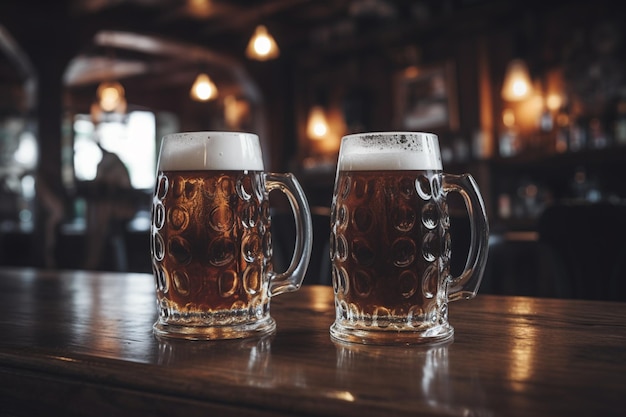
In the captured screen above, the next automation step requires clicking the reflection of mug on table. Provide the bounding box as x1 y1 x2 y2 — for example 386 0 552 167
334 340 492 416
158 336 273 378
334 340 450 398
330 132 489 345
151 132 312 340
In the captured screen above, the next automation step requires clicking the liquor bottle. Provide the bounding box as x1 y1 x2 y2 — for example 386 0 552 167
569 116 587 151
554 106 570 153
588 117 608 149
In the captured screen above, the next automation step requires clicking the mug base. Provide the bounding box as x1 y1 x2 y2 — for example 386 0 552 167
153 316 276 341
329 322 454 346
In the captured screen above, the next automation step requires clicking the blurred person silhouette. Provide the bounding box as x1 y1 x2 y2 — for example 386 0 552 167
84 139 136 271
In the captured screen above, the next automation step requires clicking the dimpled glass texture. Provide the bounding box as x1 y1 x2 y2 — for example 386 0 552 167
151 170 273 331
330 169 453 341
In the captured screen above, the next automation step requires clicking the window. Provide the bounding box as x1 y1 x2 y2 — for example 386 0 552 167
73 111 156 190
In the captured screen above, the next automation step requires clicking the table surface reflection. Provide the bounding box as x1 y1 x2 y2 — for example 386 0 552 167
0 267 625 417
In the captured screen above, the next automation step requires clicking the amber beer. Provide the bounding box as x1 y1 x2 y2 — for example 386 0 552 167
331 169 446 317
153 170 270 314
151 132 312 340
330 132 489 345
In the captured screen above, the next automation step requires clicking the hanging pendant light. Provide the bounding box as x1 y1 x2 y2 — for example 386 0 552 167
306 106 329 140
97 81 126 113
190 73 218 101
246 25 280 61
501 59 533 101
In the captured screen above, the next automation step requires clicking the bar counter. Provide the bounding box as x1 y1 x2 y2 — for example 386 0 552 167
0 267 624 416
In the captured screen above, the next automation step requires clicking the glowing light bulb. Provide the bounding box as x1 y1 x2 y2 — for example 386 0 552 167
307 106 329 140
254 36 272 56
246 25 280 61
501 59 533 101
97 81 125 112
190 73 217 101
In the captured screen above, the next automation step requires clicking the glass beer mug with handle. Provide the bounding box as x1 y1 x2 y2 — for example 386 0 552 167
151 132 313 340
329 132 489 345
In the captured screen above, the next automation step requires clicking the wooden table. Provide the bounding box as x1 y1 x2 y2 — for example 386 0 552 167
0 267 624 416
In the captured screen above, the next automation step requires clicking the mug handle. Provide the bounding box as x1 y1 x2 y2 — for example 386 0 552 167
264 173 313 296
442 173 489 302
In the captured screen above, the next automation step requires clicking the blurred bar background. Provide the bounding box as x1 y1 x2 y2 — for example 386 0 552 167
0 0 624 299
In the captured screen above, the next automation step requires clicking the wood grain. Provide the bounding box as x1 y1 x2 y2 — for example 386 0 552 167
0 267 624 416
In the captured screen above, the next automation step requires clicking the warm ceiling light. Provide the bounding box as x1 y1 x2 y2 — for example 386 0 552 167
190 73 218 101
97 81 126 112
187 0 212 18
546 94 562 112
501 59 533 101
306 106 329 140
246 25 280 61
502 108 516 128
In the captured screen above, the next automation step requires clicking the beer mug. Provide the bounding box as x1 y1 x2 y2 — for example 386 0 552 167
151 132 313 340
329 132 489 344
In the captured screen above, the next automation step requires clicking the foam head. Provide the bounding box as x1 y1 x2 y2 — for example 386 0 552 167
337 132 443 171
158 131 265 171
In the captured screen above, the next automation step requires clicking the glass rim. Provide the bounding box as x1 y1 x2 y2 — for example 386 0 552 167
341 131 438 142
162 131 259 142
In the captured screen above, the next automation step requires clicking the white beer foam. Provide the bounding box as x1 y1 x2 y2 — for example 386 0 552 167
158 131 264 171
338 132 443 170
